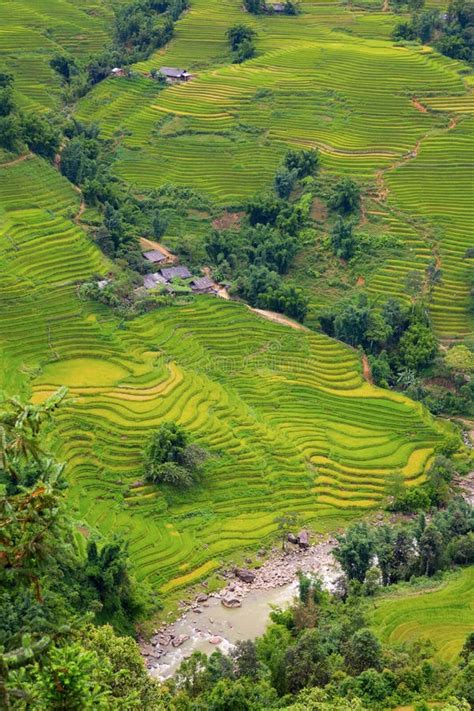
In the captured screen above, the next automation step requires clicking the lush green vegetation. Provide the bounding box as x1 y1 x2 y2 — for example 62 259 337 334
0 156 454 593
0 3 473 705
0 392 166 708
393 0 474 64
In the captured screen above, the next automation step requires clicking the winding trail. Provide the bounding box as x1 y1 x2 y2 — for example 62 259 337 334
74 200 85 223
248 306 310 332
0 152 32 168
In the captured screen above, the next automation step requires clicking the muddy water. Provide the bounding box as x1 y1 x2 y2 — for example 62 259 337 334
151 582 298 680
145 539 341 680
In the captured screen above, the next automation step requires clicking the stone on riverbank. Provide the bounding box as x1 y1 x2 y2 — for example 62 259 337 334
222 595 242 608
172 634 189 647
234 568 256 583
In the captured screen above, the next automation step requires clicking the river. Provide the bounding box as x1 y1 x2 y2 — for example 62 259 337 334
142 538 341 680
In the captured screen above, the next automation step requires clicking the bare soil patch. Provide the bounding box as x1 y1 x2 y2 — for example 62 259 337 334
361 353 374 384
310 197 328 222
212 211 244 230
411 97 428 113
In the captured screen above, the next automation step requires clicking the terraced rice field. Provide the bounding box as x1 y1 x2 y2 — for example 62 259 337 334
0 157 451 593
0 0 115 110
370 567 474 662
74 0 474 336
0 0 471 594
385 116 474 337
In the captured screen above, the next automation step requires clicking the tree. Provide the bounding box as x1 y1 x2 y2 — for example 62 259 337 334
283 629 331 693
151 210 169 239
0 80 15 117
460 632 474 667
0 387 68 489
231 640 260 679
85 540 145 634
334 522 376 582
14 642 109 710
0 114 24 153
344 628 382 675
274 167 298 198
50 54 77 82
82 624 161 707
274 512 298 550
419 524 444 575
330 178 361 214
233 39 256 63
398 322 438 372
226 24 256 63
284 149 319 178
331 218 357 260
226 24 256 51
381 297 410 342
243 0 265 13
143 422 207 488
21 114 61 160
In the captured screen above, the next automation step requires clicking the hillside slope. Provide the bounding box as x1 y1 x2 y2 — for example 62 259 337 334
0 156 450 592
74 0 473 336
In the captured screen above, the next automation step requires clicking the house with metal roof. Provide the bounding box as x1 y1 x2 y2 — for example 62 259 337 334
143 250 166 264
190 276 215 294
160 266 192 281
159 67 190 81
143 273 167 290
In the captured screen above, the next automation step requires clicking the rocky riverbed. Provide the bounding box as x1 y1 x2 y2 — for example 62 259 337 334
140 536 341 680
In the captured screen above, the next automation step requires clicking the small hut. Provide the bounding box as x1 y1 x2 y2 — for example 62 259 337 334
159 67 190 82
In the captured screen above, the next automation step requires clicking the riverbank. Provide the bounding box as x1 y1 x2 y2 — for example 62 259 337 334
140 536 341 679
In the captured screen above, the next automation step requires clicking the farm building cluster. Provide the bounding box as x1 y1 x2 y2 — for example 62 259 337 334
140 247 217 294
142 266 216 295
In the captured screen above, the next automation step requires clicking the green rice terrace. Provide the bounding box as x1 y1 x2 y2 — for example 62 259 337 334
0 155 452 593
370 566 474 662
0 0 472 601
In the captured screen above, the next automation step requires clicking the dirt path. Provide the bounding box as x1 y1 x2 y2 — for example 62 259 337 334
373 101 461 205
139 237 177 262
74 200 85 223
361 353 374 384
411 97 428 113
248 307 310 332
0 152 32 168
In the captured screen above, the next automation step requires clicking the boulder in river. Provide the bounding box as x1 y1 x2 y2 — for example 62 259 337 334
234 568 256 583
209 636 222 645
221 595 242 608
196 593 209 603
172 634 189 647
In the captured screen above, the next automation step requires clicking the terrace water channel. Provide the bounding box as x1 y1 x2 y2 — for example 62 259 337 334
143 539 340 680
